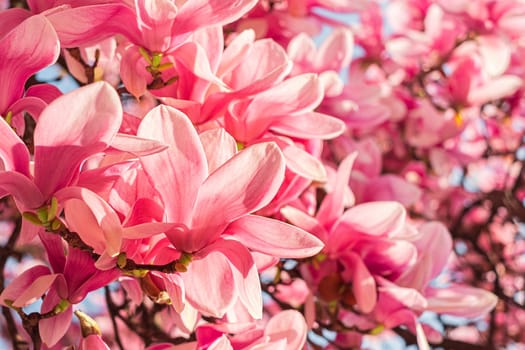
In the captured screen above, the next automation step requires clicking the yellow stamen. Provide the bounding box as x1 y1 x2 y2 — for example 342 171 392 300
22 212 42 226
5 111 13 126
454 110 463 127
138 47 152 65
151 52 163 68
369 324 385 335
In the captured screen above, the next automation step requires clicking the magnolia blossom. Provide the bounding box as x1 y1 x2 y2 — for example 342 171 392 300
0 0 517 349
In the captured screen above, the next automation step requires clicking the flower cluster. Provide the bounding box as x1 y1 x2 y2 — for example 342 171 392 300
0 0 523 349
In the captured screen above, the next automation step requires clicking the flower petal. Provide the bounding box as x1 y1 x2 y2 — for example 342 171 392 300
188 143 285 251
264 310 308 350
0 171 44 209
332 201 406 240
0 265 51 307
182 248 236 318
270 112 346 140
0 14 59 114
34 81 123 198
46 4 141 47
425 285 498 318
138 105 208 224
199 128 238 173
227 215 323 258
175 0 257 35
59 187 123 257
40 289 73 347
340 252 377 313
0 117 30 176
316 153 356 227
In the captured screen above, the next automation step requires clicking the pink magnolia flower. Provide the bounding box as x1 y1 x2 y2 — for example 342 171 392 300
135 105 323 317
63 37 121 86
282 154 497 346
117 0 258 97
0 12 59 123
287 27 354 97
57 186 177 265
319 66 400 130
0 234 120 347
330 137 422 206
0 82 122 244
233 0 367 45
158 29 293 124
194 309 308 350
386 4 461 72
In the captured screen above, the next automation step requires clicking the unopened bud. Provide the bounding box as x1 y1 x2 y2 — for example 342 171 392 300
75 310 101 337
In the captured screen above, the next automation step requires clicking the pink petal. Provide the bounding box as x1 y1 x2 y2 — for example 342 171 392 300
0 265 51 307
173 42 222 84
46 4 141 47
25 83 62 105
425 285 498 318
245 74 323 122
34 82 123 199
160 272 185 313
264 310 308 350
135 0 178 52
468 75 522 105
396 222 452 290
193 26 223 75
0 14 59 114
0 8 31 39
40 289 73 347
378 278 428 311
332 202 406 240
79 334 111 350
0 117 30 176
208 335 233 350
281 143 327 182
109 133 169 157
138 105 208 224
280 205 328 242
120 45 149 99
287 33 316 65
214 239 262 319
189 143 285 252
0 171 44 209
316 28 354 71
217 29 255 78
448 59 475 104
175 0 258 35
39 232 66 274
270 111 345 140
182 248 236 317
8 96 47 121
199 128 238 173
222 39 291 93
319 71 344 97
316 153 356 228
227 215 324 258
201 40 291 121
340 252 377 313
362 240 418 280
12 274 63 308
476 34 511 76
362 174 422 207
64 247 120 303
121 222 177 239
60 187 123 257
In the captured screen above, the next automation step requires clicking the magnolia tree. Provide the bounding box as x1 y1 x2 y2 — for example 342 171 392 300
0 0 524 349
